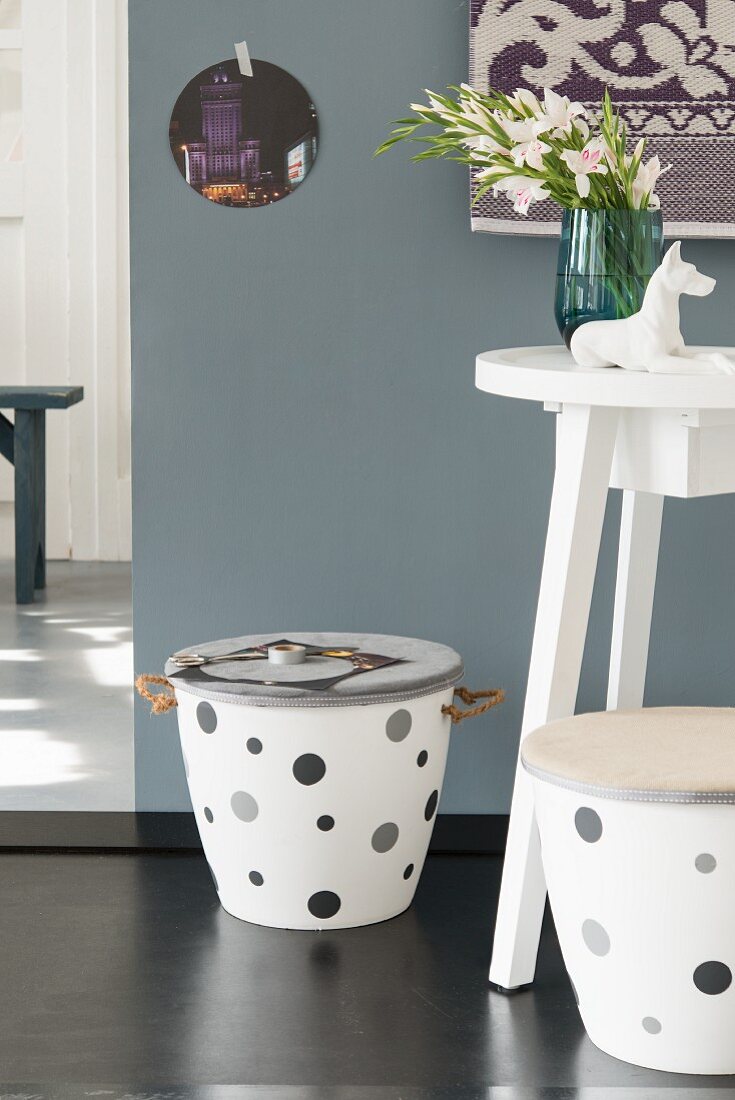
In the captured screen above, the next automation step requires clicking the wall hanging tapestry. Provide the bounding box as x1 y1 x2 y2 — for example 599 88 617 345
469 0 735 237
169 59 318 208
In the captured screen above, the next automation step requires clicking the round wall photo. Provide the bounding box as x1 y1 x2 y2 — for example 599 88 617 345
169 59 318 208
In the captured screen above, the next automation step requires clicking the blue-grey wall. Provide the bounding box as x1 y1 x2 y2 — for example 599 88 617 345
130 0 735 812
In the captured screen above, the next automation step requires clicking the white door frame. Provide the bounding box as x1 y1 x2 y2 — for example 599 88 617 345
11 0 131 562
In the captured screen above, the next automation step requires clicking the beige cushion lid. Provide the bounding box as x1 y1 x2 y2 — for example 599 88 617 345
522 707 735 803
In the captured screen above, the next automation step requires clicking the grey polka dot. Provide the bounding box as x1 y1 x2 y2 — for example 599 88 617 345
231 790 259 822
642 1016 662 1034
372 822 399 853
247 737 262 755
196 701 217 734
293 753 326 785
694 960 732 995
249 871 264 886
307 890 341 919
696 853 717 874
403 863 414 880
575 807 602 843
417 750 428 768
386 709 412 742
582 919 610 957
424 789 439 821
203 806 213 823
317 815 334 831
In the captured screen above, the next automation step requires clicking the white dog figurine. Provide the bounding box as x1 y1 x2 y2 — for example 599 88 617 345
570 241 735 375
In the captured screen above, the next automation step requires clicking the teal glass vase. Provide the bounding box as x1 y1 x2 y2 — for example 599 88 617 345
555 209 664 349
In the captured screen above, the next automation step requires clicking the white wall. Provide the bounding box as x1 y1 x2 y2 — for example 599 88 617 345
0 0 131 562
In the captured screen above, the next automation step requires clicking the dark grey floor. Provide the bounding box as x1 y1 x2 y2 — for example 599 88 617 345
1 852 734 1100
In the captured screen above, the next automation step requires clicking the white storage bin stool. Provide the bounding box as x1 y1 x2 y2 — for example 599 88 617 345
522 706 735 1075
139 632 502 931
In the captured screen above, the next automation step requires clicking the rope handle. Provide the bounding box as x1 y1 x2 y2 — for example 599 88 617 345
442 685 505 725
135 674 504 723
136 674 178 714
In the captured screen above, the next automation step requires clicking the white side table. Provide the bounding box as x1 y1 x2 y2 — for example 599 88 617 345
476 345 735 992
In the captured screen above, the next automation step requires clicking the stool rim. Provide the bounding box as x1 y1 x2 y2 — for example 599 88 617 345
521 706 735 802
522 759 735 804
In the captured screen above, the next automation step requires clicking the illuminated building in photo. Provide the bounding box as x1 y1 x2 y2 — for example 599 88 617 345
183 142 207 184
182 65 261 192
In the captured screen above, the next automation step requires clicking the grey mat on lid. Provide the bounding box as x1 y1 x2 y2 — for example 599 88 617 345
165 632 464 708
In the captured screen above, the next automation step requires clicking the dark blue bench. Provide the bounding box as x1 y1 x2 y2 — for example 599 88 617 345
0 386 84 603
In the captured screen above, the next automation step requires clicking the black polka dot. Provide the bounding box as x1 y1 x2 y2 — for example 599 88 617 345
575 807 603 843
403 863 414 880
249 871 264 886
204 806 213 823
317 815 334 831
293 753 326 785
417 750 428 768
694 961 732 995
247 737 262 755
196 701 217 734
308 890 341 919
386 709 412 742
372 822 399 852
424 789 439 821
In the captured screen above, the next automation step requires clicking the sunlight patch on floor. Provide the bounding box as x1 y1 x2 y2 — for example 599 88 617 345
0 698 41 711
69 624 130 644
0 648 41 661
43 617 99 625
0 561 134 809
83 641 134 689
0 728 91 786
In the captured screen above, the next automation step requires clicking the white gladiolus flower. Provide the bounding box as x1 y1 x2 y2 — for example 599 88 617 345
493 175 550 214
632 154 670 209
495 112 537 144
561 139 608 198
533 88 587 136
573 116 590 141
511 139 551 171
382 81 675 222
464 133 506 155
630 138 646 164
461 100 494 128
507 88 542 116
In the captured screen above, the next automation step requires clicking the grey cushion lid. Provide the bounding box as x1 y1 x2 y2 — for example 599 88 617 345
522 707 735 804
165 632 464 708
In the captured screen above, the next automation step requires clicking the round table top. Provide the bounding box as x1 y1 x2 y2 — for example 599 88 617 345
476 346 735 410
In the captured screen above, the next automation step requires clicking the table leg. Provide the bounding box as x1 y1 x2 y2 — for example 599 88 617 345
489 403 619 991
33 410 46 590
14 409 45 604
607 490 663 711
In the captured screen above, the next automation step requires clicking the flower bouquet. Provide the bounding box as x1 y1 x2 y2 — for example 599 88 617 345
377 86 668 344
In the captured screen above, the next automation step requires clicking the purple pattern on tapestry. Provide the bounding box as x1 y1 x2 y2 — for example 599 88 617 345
469 0 735 235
